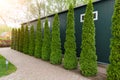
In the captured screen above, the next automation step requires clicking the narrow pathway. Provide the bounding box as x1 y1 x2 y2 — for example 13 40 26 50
0 48 89 80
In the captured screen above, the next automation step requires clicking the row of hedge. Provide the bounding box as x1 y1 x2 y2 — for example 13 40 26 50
11 1 97 77
11 0 119 79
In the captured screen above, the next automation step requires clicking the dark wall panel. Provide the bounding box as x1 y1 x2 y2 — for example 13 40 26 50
28 0 114 63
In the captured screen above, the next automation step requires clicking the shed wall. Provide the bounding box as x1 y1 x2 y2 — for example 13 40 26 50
22 0 115 63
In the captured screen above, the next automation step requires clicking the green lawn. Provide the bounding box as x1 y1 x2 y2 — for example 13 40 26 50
0 55 16 77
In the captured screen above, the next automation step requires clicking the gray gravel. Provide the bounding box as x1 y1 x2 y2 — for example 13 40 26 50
0 48 90 80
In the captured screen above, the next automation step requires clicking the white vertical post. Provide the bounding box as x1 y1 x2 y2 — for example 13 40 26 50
6 59 9 70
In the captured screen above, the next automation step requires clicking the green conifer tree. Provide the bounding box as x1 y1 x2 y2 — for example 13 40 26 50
14 28 17 50
42 19 51 61
29 26 35 56
11 28 14 49
19 26 24 52
107 0 120 79
63 4 77 70
19 28 22 51
13 28 16 49
34 19 42 58
23 26 29 54
16 29 19 51
13 28 16 50
17 28 20 51
50 14 62 64
79 0 97 76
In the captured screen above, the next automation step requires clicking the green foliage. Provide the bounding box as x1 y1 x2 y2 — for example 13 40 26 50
34 19 42 58
17 28 20 51
50 14 62 64
13 28 16 49
19 26 24 52
42 19 51 61
63 4 77 70
16 29 19 50
107 0 120 79
79 0 97 76
13 28 15 50
14 28 17 50
19 28 21 51
29 26 35 56
11 28 14 49
15 29 20 51
23 26 29 54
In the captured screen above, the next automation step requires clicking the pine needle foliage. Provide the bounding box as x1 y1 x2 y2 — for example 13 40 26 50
13 28 16 49
19 26 24 52
63 4 77 70
17 28 20 51
11 28 14 49
16 29 19 51
14 28 17 50
23 26 29 54
50 14 62 64
79 0 97 76
107 0 120 79
42 18 51 61
19 28 21 51
29 26 35 56
34 18 42 58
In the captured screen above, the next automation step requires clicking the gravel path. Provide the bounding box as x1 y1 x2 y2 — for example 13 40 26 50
0 48 90 80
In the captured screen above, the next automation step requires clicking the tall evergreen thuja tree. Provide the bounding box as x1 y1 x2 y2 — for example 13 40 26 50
107 0 120 79
29 26 35 56
11 28 14 49
23 26 29 54
34 18 42 58
63 4 77 70
13 28 16 49
13 28 15 49
14 28 17 50
17 28 20 51
19 27 22 51
13 28 16 50
42 18 51 61
79 0 97 76
16 29 19 51
50 14 62 64
19 26 24 52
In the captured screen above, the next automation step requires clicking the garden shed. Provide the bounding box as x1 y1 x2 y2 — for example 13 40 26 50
21 0 115 63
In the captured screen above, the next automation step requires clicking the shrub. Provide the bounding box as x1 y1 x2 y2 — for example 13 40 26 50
17 28 20 51
42 18 51 61
79 0 97 76
107 0 120 79
11 28 14 49
63 4 77 70
14 28 17 50
19 26 24 52
34 18 42 58
29 26 35 56
16 29 19 51
23 26 29 54
13 28 16 49
50 14 62 64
